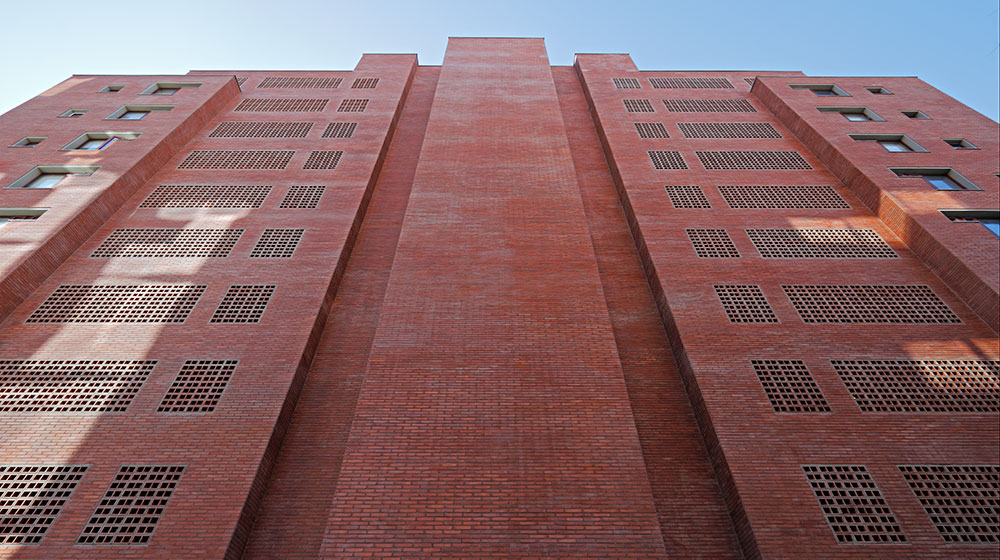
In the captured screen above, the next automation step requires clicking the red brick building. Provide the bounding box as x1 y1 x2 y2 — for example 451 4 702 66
0 37 996 559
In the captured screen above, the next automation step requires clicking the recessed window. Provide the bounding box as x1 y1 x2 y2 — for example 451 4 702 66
790 84 850 97
940 209 1000 237
58 108 88 118
139 82 201 95
891 167 981 191
818 106 884 122
61 132 140 151
6 166 99 189
106 105 174 120
902 110 931 119
0 208 47 226
850 134 926 153
943 138 978 150
98 85 124 93
866 86 892 95
27 174 68 189
10 136 46 148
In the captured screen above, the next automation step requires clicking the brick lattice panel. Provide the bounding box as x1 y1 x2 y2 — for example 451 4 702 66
279 185 326 208
678 122 781 139
898 465 999 543
322 122 357 138
208 122 313 138
157 360 238 413
27 285 205 323
832 360 999 413
649 77 734 89
337 99 369 112
0 360 155 413
696 150 812 170
250 229 305 258
178 150 294 170
634 122 669 138
613 77 642 89
783 285 961 324
91 228 243 258
256 77 341 89
802 465 907 544
663 99 756 113
234 98 328 112
714 285 779 323
719 185 849 209
751 360 831 413
210 285 275 323
77 465 185 545
744 77 756 86
0 465 88 544
664 185 711 208
351 77 380 89
623 99 655 113
687 228 740 258
139 185 271 208
746 229 897 259
647 150 688 169
303 150 344 170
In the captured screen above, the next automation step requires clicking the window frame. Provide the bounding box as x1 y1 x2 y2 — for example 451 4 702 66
891 167 982 191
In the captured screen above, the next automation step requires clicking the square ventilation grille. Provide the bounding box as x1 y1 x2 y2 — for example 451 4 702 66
650 77 734 89
322 122 357 138
234 98 328 112
831 359 999 413
279 185 326 208
751 360 831 413
802 465 907 544
623 99 655 113
0 360 155 413
303 150 343 170
678 122 781 139
257 77 341 89
208 122 313 138
714 285 779 323
77 465 184 545
613 77 642 89
664 185 711 208
250 229 304 258
663 99 756 112
687 229 740 258
634 122 669 138
210 285 275 323
648 150 688 169
746 229 897 259
337 98 369 112
898 465 999 543
91 228 243 258
0 465 88 544
351 77 380 89
157 360 238 413
783 285 960 324
719 185 849 209
178 150 294 170
140 185 271 209
696 151 812 170
27 285 205 323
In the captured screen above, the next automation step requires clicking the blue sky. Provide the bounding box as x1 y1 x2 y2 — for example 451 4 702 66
2 0 998 120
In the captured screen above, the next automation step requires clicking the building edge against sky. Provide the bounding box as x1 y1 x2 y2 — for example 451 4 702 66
0 37 996 559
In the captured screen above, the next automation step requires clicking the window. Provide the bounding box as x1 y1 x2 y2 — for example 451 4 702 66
98 85 124 93
866 86 892 94
106 105 173 120
850 134 926 153
891 167 981 191
62 132 140 151
58 109 88 118
0 208 46 226
120 111 147 120
943 138 978 150
6 166 99 189
940 209 1000 237
139 82 201 95
817 106 884 121
902 110 931 119
26 174 67 189
153 87 179 95
790 84 849 96
10 136 45 148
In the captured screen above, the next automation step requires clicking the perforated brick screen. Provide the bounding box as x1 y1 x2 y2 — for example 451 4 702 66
210 285 275 323
0 465 88 544
337 98 369 112
664 185 711 208
650 77 734 89
140 185 271 208
351 77 380 89
257 77 341 89
77 465 184 545
279 185 326 208
719 185 849 209
898 465 999 543
0 360 155 413
235 77 248 87
157 360 238 413
696 150 812 170
250 229 304 258
687 229 740 258
751 360 831 413
715 285 779 323
744 77 756 87
783 285 960 324
613 77 641 89
648 150 688 169
303 150 343 170
623 99 655 113
91 229 243 258
322 122 357 138
28 285 204 323
832 360 999 413
803 465 906 543
208 122 313 138
634 122 669 138
663 99 756 112
178 150 293 170
678 122 781 139
746 229 897 259
234 98 328 112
